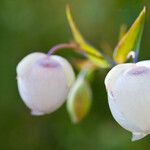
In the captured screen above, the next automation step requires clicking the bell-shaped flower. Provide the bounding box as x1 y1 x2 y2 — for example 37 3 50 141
105 60 150 141
16 52 75 116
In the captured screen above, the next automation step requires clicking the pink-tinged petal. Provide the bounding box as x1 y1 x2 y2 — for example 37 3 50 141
105 63 134 90
105 62 150 141
51 56 75 88
16 53 75 115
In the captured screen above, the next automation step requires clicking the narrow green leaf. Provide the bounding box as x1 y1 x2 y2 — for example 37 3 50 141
113 7 146 64
67 70 92 123
118 24 128 41
66 5 110 68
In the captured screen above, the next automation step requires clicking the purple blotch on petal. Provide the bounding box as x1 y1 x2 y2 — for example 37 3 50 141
110 90 114 98
127 66 149 76
37 58 60 68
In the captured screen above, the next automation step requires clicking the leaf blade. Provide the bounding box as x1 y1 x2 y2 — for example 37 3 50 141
66 5 110 68
113 7 146 64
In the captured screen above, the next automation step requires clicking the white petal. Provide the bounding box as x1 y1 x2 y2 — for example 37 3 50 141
16 52 46 77
108 94 141 133
51 55 75 87
31 110 45 116
112 65 150 131
137 60 150 68
17 53 75 115
105 62 150 141
105 63 134 90
132 132 147 141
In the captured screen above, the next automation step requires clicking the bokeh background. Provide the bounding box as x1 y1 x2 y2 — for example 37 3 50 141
1 0 150 149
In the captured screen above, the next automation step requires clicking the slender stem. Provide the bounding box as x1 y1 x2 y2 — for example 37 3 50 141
47 43 112 67
47 43 79 56
127 51 138 63
47 43 103 60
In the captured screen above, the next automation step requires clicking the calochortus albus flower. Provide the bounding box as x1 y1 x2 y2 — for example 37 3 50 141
105 60 150 141
16 52 75 116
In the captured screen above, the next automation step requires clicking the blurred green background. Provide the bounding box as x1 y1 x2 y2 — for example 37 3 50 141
1 0 150 149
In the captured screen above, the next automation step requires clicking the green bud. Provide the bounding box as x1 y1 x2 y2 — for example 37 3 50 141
67 70 92 123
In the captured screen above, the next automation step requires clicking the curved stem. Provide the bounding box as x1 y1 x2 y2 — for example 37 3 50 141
127 51 138 63
47 43 113 68
47 43 79 56
47 43 104 60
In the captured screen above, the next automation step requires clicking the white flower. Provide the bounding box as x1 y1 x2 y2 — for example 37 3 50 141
16 52 75 116
105 60 150 141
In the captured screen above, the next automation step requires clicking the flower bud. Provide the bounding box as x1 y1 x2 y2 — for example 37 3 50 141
105 61 150 141
67 71 92 123
16 52 75 116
